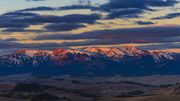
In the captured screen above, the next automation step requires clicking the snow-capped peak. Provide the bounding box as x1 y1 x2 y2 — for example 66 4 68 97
120 46 142 55
85 46 142 57
13 46 179 63
148 50 174 63
85 47 111 53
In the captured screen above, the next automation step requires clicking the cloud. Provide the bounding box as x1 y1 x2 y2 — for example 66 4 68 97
0 0 179 52
0 12 38 29
0 22 29 28
101 0 178 11
0 12 101 32
152 12 180 20
10 0 179 19
59 5 98 11
9 13 101 24
135 21 155 25
44 23 86 31
100 0 179 19
2 38 18 41
105 8 144 19
58 13 101 24
10 0 179 21
20 5 98 12
139 42 180 50
2 12 39 17
0 41 71 50
34 25 180 45
0 41 55 49
20 7 55 11
0 12 44 32
18 0 179 20
2 28 44 32
0 37 179 51
1 25 180 52
34 26 180 40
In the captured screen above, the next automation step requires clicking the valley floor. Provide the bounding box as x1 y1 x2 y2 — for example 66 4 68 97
0 74 180 101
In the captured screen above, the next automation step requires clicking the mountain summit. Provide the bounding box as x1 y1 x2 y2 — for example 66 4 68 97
0 46 180 76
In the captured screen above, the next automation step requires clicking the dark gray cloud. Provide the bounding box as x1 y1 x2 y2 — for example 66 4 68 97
2 28 28 32
139 42 180 50
34 26 180 41
2 28 44 33
33 26 180 47
0 0 179 53
2 12 39 17
0 12 101 32
13 14 101 24
100 0 179 19
20 7 54 11
0 41 67 50
135 21 155 25
44 23 86 31
59 5 98 11
0 12 37 29
19 0 179 20
0 41 52 49
0 37 179 52
0 12 39 30
2 38 18 41
20 5 98 12
152 12 180 20
101 0 178 11
1 25 180 54
0 22 29 28
105 8 144 19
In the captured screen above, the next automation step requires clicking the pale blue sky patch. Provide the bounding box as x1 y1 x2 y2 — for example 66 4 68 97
0 0 107 14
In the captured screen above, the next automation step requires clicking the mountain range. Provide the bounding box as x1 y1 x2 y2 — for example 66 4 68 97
0 46 180 76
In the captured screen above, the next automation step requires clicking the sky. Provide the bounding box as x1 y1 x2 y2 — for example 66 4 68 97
0 0 180 55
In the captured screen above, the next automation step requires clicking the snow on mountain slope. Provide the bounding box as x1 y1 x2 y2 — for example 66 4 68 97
0 46 180 76
0 46 179 67
85 46 142 59
147 50 174 63
13 46 179 62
